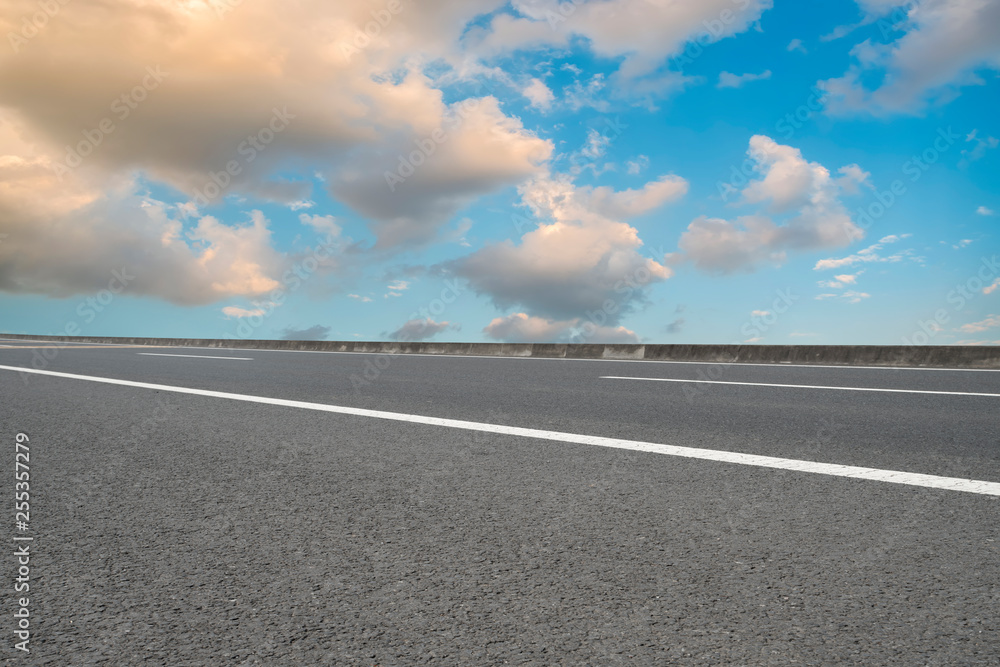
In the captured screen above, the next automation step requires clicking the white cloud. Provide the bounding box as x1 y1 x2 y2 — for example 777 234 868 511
953 239 973 249
383 279 410 298
582 324 641 344
814 234 912 270
450 172 681 323
977 205 995 216
222 306 267 319
483 313 577 343
0 0 567 283
673 135 866 273
751 310 772 317
333 96 553 247
581 128 611 160
815 291 871 303
482 312 639 344
347 294 372 302
961 129 999 167
958 315 1000 333
563 74 611 112
581 175 689 219
522 78 555 110
821 0 1000 115
471 0 772 97
984 278 1000 295
818 272 862 289
0 133 290 304
626 155 649 175
836 164 872 194
787 38 807 54
299 213 340 237
717 70 772 89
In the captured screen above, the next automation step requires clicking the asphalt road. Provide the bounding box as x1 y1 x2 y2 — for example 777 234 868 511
1 339 998 664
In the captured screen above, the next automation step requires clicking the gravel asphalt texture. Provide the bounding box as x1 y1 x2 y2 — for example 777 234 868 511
1 341 998 664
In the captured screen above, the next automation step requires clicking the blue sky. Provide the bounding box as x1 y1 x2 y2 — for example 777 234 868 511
1 0 998 344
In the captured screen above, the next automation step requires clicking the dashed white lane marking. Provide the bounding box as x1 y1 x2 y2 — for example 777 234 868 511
3 364 999 497
600 376 1000 397
137 353 253 361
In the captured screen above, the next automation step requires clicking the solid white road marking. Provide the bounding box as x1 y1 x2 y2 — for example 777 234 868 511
3 364 1000 497
137 353 253 361
601 376 1000 397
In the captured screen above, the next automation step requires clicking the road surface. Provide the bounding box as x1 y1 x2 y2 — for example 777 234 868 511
1 339 998 664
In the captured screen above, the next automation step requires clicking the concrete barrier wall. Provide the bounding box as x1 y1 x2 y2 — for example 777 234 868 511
2 333 998 368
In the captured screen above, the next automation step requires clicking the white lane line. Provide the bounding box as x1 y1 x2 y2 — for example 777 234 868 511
601 376 1000 397
3 364 999 497
137 353 253 361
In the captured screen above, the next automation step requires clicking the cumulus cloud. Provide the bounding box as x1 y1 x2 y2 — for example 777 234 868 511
582 175 689 219
672 135 866 273
470 0 772 95
582 324 641 344
332 96 552 247
717 70 772 89
820 0 1000 115
449 172 682 323
0 131 287 305
388 317 458 341
0 0 564 295
280 325 332 341
482 312 639 343
483 313 577 342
